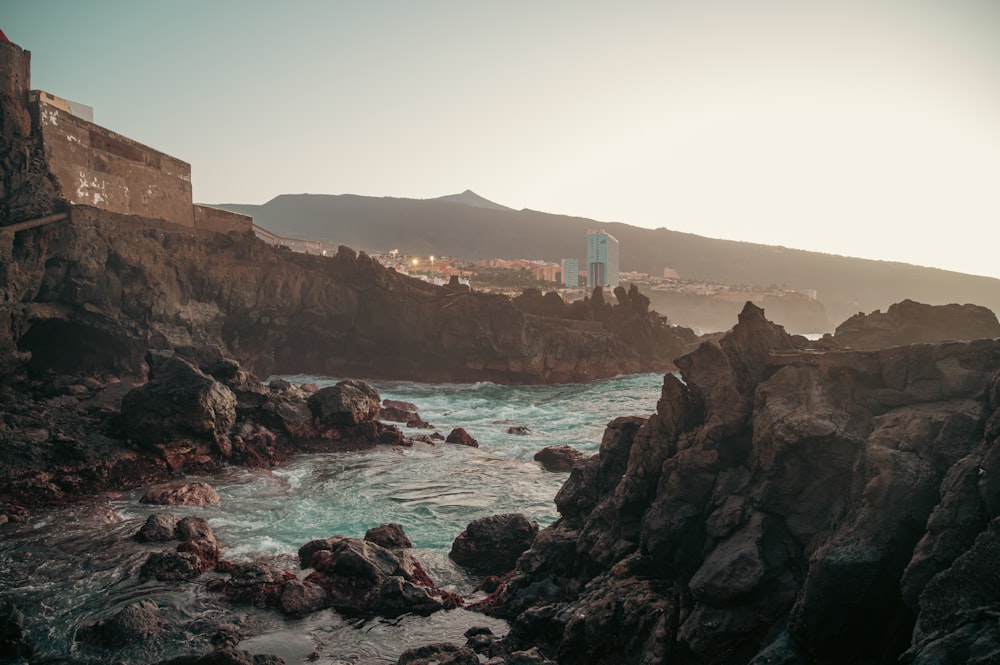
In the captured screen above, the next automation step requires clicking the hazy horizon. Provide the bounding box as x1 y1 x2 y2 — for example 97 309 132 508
5 1 1000 279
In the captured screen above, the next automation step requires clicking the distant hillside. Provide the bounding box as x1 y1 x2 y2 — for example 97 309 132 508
431 189 513 211
209 192 1000 325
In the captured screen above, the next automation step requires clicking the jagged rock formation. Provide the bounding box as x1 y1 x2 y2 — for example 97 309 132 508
1 207 699 385
0 60 61 223
488 302 1000 664
512 285 701 370
0 352 408 511
829 298 1000 350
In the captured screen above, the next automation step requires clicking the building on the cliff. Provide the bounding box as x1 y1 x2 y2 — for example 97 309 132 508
586 229 619 288
560 258 579 287
532 263 559 283
1 37 250 234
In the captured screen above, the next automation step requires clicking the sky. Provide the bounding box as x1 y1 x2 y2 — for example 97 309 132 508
4 1 1000 279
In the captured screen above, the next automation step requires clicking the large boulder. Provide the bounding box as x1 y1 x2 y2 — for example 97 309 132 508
307 380 381 427
300 537 444 617
222 562 296 607
121 357 237 449
445 427 479 448
76 600 161 648
135 513 181 541
380 399 433 429
450 513 539 575
365 522 413 549
230 536 444 619
533 445 587 472
277 580 329 616
139 551 205 582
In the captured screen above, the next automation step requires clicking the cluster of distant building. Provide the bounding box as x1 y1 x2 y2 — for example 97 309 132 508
559 229 620 289
369 228 622 291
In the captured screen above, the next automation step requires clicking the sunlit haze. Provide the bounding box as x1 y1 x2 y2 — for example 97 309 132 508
5 1 999 278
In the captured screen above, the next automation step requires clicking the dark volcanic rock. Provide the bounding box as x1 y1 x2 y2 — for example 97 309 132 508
140 482 221 506
450 513 539 575
76 600 161 648
308 380 381 427
484 302 1000 665
832 299 1000 349
277 580 329 616
365 522 413 549
533 445 587 472
380 398 433 428
135 513 181 541
232 536 445 619
222 562 295 608
121 357 237 451
396 643 479 665
140 551 205 582
445 427 479 448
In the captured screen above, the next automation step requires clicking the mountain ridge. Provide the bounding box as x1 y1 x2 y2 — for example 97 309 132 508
206 192 1000 324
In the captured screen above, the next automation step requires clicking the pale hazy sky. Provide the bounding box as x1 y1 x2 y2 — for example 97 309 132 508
5 1 1000 279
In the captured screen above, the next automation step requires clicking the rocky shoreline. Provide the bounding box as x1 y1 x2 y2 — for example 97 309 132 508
460 303 1000 664
3 301 1000 664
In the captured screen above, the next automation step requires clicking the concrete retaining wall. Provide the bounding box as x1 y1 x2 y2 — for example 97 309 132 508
30 96 194 227
193 204 252 233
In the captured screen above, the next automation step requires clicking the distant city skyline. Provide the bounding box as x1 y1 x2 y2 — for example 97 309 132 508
4 1 1000 280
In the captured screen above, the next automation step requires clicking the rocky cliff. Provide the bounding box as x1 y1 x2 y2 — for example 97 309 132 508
490 302 1000 664
1 206 699 384
830 299 1000 350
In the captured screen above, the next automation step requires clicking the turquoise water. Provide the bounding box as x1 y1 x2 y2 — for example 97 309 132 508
0 372 665 664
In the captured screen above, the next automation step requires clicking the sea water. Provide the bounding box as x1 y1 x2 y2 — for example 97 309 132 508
0 373 665 664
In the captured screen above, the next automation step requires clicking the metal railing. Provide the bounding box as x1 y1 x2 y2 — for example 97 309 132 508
0 211 69 233
252 223 340 256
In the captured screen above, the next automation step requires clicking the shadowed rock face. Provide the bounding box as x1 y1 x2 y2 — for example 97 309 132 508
493 302 1000 665
2 207 700 385
831 299 1000 350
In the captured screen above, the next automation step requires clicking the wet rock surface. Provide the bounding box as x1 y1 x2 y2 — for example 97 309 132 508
445 427 479 448
0 355 426 512
465 303 1000 664
450 514 539 576
76 600 162 648
308 380 381 427
532 445 587 472
380 398 434 429
213 529 456 621
365 522 414 549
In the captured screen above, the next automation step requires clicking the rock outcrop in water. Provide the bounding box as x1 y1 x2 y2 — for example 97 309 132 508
209 526 457 621
474 302 1000 664
450 514 540 576
0 351 409 511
